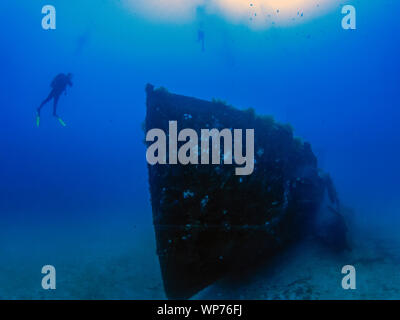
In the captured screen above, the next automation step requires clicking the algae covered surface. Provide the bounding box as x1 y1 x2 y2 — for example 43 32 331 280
145 85 345 299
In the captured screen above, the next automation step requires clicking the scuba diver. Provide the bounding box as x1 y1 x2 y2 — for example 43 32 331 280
36 73 73 127
323 173 340 211
197 29 205 52
319 172 350 252
196 7 206 52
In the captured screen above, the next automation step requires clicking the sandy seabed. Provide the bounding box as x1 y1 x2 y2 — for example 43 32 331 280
1 212 400 300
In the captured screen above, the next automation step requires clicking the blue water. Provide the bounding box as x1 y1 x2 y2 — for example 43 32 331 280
1 0 400 299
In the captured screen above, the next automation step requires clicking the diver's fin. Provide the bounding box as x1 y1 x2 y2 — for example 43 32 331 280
57 117 66 127
36 113 40 127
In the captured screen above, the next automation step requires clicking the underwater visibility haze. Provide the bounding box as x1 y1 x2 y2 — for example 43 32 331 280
1 0 400 299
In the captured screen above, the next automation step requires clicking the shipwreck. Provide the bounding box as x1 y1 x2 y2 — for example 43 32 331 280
144 84 347 299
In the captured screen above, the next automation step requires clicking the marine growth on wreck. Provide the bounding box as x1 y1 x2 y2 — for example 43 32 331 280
144 84 347 299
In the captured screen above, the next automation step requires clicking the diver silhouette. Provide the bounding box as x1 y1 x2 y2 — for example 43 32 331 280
323 173 340 210
36 73 73 127
197 29 205 52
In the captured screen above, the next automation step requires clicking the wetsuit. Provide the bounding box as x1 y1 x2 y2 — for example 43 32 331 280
198 30 205 52
38 73 73 117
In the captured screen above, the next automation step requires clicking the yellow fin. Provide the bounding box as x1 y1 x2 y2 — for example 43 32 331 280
58 117 66 127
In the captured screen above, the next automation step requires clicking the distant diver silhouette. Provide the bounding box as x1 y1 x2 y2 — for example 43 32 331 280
196 6 206 52
37 73 73 127
323 173 340 210
75 31 91 55
197 29 205 52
